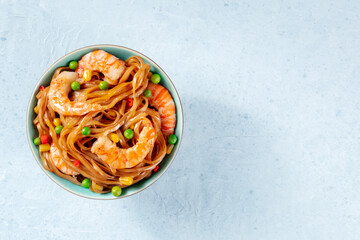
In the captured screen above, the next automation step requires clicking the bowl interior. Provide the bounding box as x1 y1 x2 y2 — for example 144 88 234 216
26 45 183 199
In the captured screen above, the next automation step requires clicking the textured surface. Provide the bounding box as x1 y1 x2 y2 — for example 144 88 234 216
1 0 360 239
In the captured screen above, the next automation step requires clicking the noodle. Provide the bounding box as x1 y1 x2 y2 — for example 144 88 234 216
33 56 168 194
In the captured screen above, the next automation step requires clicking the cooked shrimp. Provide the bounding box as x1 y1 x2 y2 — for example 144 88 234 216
48 71 102 116
91 118 156 169
76 50 126 85
147 83 176 138
50 143 78 175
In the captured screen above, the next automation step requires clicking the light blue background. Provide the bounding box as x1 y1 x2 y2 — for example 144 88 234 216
1 0 360 239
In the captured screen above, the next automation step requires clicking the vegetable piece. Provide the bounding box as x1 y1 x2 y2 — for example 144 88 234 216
82 127 90 136
95 184 103 191
55 125 63 134
168 134 178 144
126 98 133 108
143 89 151 97
112 186 122 197
83 69 92 81
109 133 120 143
151 73 161 84
124 129 134 139
69 61 78 70
53 118 61 126
40 135 51 144
166 144 174 154
74 160 80 168
82 178 91 188
120 177 133 186
71 81 80 91
39 143 50 152
34 106 39 114
99 81 108 90
33 137 41 146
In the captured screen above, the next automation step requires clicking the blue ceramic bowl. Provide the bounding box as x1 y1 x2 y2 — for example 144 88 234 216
26 45 183 199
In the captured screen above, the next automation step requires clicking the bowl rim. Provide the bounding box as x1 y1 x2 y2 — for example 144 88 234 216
26 44 184 200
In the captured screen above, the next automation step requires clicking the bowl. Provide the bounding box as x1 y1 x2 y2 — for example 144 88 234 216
26 44 183 200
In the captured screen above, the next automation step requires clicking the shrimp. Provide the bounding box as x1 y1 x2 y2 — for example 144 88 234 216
147 83 176 138
48 71 102 116
91 118 156 169
76 50 126 85
49 143 78 175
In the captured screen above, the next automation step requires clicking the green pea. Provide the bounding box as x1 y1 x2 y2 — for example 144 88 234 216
112 186 122 197
55 125 63 134
151 73 161 84
69 61 78 70
71 81 80 91
144 89 151 97
99 81 108 90
168 134 178 145
82 178 91 188
124 129 134 139
82 127 90 136
33 137 41 146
